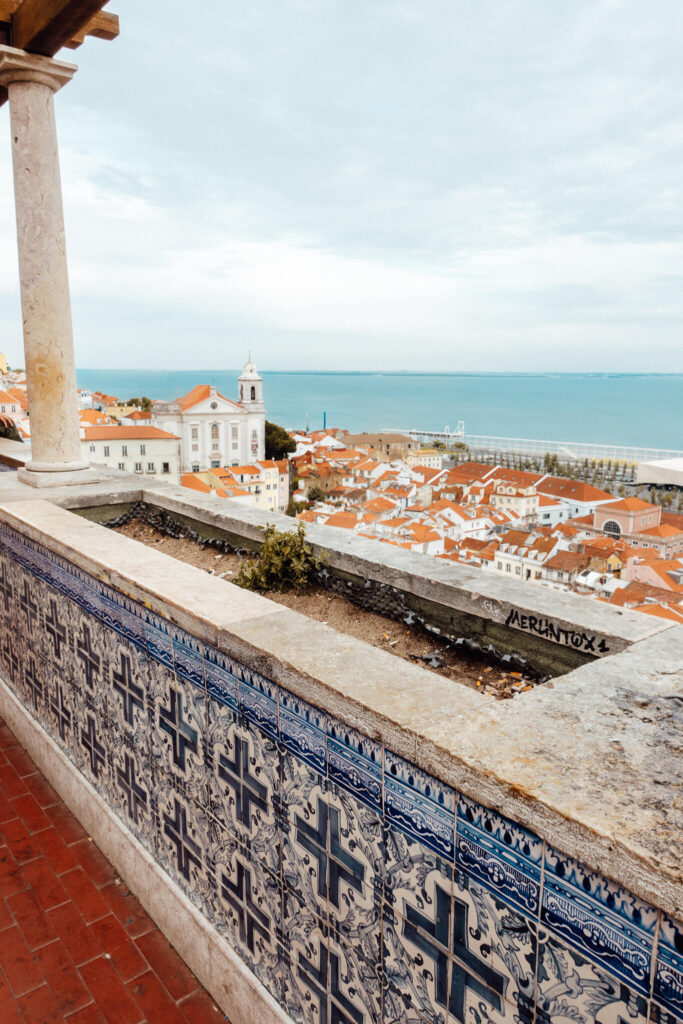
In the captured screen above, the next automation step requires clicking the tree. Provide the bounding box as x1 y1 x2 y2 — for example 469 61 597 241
140 396 153 411
308 486 326 503
265 421 296 461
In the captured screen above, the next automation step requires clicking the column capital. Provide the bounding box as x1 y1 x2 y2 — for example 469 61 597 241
0 44 77 93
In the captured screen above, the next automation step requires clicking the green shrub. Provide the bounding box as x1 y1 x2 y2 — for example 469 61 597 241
234 522 326 593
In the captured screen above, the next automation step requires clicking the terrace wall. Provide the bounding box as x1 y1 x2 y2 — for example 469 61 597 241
0 498 681 1024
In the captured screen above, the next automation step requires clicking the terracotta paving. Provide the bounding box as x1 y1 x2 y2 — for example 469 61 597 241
0 718 227 1023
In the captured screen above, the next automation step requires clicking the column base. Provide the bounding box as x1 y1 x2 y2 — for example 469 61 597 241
17 466 111 488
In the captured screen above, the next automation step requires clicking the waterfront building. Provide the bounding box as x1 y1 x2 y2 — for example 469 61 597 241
181 459 289 513
153 360 265 472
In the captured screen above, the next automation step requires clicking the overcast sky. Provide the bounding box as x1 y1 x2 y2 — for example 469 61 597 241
1 0 682 372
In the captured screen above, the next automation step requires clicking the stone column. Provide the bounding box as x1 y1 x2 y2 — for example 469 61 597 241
0 46 91 486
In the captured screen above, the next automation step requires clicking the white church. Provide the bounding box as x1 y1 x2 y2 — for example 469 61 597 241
153 360 266 473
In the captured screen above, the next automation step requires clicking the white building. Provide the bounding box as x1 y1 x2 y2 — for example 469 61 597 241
154 361 266 473
81 426 181 484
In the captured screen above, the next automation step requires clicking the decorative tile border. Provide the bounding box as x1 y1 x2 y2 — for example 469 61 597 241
0 520 677 1024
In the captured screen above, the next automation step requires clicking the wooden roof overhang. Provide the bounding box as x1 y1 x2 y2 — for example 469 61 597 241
0 0 119 104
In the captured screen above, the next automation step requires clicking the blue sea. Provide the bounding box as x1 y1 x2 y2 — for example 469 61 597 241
75 370 683 451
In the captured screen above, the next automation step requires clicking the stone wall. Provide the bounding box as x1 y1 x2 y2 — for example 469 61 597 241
0 504 681 1024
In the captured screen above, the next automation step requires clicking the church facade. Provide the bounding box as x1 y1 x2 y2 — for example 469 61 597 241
153 360 266 472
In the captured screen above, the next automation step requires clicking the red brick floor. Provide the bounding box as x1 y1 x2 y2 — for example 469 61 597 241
0 718 227 1023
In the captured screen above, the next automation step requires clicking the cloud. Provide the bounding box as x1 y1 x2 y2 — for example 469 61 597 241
0 0 682 370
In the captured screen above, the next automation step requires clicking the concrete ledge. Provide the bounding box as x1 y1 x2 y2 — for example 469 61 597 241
0 677 292 1024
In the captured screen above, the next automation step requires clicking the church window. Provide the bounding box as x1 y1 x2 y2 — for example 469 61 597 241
211 402 218 410
231 425 238 440
240 385 244 400
211 423 219 441
603 520 621 538
251 386 256 401
191 426 198 440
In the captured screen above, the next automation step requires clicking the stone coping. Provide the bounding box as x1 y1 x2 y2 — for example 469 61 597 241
0 496 681 920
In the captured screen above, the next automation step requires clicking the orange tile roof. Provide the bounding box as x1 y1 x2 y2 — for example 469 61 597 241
7 388 28 410
177 384 242 411
602 497 658 513
538 478 614 502
126 410 152 421
83 426 180 440
640 524 683 538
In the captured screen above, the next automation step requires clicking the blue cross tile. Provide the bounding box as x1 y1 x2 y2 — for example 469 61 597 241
77 708 111 797
536 929 649 1024
654 913 683 1019
279 688 327 775
109 726 154 851
155 779 214 919
456 793 543 918
150 663 207 806
384 749 456 862
328 920 382 1024
384 821 453 914
542 845 657 995
210 829 281 992
327 718 382 814
209 713 279 875
107 636 151 748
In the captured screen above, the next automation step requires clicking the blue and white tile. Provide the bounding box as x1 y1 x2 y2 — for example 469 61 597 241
62 604 110 717
649 1003 683 1024
239 668 278 739
327 718 382 814
204 645 239 711
21 652 48 724
328 921 382 1024
279 688 326 775
280 897 328 1024
383 902 448 1023
1 629 22 694
327 780 384 897
385 821 453 917
281 805 329 922
143 608 174 668
108 724 155 851
208 710 280 875
452 869 537 1017
536 929 649 1024
654 913 683 1019
385 749 456 862
542 846 657 995
210 824 281 992
106 632 152 743
44 671 78 754
149 662 208 805
74 705 112 798
456 794 542 918
155 776 214 918
172 625 205 690
38 589 71 670
117 595 147 651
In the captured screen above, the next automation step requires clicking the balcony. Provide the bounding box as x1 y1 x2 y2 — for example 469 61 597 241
0 460 680 1024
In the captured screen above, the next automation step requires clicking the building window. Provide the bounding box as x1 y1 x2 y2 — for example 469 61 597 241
192 443 198 451
147 462 155 472
162 462 170 474
191 426 198 440
212 442 219 451
103 445 110 457
118 462 125 471
135 462 142 472
121 445 128 456
603 520 621 538
211 423 219 441
211 402 218 410
250 386 256 401
89 444 95 453
505 564 511 572
140 444 146 455
211 459 220 468
231 425 238 441
192 464 199 472
515 566 521 574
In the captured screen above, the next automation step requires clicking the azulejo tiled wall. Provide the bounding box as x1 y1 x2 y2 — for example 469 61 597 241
0 520 681 1024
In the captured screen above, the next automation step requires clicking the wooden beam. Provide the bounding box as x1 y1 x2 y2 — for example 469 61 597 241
12 0 110 57
62 9 118 48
